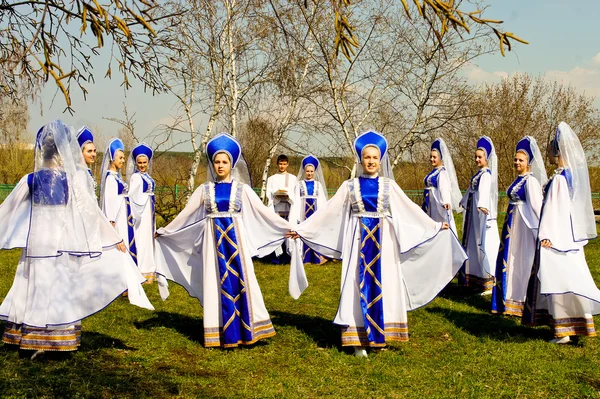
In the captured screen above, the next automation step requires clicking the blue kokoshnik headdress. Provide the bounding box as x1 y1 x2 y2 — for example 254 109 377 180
301 155 319 170
132 143 153 161
477 136 493 160
515 136 547 186
107 138 125 161
205 133 251 185
77 126 94 149
206 133 242 168
515 136 534 164
126 142 154 182
354 130 388 160
431 139 443 159
353 130 393 179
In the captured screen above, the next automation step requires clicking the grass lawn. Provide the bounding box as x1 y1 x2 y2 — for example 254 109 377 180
1 217 600 398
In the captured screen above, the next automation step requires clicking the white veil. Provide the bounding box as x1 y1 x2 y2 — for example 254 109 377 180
435 138 462 212
556 121 596 240
518 136 547 186
27 120 102 258
297 154 328 199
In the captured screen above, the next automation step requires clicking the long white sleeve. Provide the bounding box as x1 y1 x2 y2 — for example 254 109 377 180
476 172 491 211
0 175 31 249
102 175 121 223
241 185 292 258
438 170 452 209
157 185 206 235
538 176 579 252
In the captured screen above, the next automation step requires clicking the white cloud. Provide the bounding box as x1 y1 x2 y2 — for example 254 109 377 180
464 66 509 84
465 55 600 105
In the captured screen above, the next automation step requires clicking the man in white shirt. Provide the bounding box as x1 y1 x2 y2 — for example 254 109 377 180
265 154 297 263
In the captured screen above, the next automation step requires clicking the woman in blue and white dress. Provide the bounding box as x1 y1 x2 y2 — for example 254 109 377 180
290 155 329 265
100 138 137 264
293 131 467 357
491 137 546 316
127 143 156 282
76 126 97 199
458 136 500 294
523 122 600 343
0 121 153 356
422 138 462 235
155 133 292 348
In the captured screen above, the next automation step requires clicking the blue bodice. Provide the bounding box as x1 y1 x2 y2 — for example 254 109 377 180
27 169 69 205
507 174 529 202
424 167 444 188
204 181 244 214
304 180 315 196
137 172 155 194
348 176 390 216
106 171 128 195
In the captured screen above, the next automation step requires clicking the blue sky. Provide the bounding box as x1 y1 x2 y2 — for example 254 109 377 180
27 0 600 148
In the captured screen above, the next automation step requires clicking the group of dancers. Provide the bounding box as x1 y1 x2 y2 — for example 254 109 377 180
0 119 598 360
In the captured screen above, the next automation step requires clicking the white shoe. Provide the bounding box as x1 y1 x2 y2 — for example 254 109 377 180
30 350 45 360
354 347 368 358
479 290 493 296
550 336 571 344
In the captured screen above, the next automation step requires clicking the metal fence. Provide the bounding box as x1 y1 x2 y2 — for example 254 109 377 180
2 184 600 214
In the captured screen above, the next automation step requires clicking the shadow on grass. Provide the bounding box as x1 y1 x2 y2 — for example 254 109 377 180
134 311 205 344
426 306 551 342
270 310 341 349
0 331 181 398
438 282 494 312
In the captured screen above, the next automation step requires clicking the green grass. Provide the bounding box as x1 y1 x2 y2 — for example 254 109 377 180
2 219 600 398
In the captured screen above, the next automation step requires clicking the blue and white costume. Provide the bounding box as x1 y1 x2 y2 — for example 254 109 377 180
155 133 291 348
0 121 153 352
294 131 467 347
523 122 600 339
100 138 137 264
491 137 545 316
459 136 500 292
127 143 156 281
76 126 97 199
290 155 329 265
422 138 461 235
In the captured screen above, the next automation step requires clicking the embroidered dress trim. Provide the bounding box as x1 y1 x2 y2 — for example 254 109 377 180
299 180 307 197
377 177 390 213
491 299 524 317
508 173 530 202
348 178 365 214
353 211 389 218
341 323 409 347
2 322 81 351
553 316 596 338
424 166 443 188
462 274 494 291
204 319 276 348
139 172 155 195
